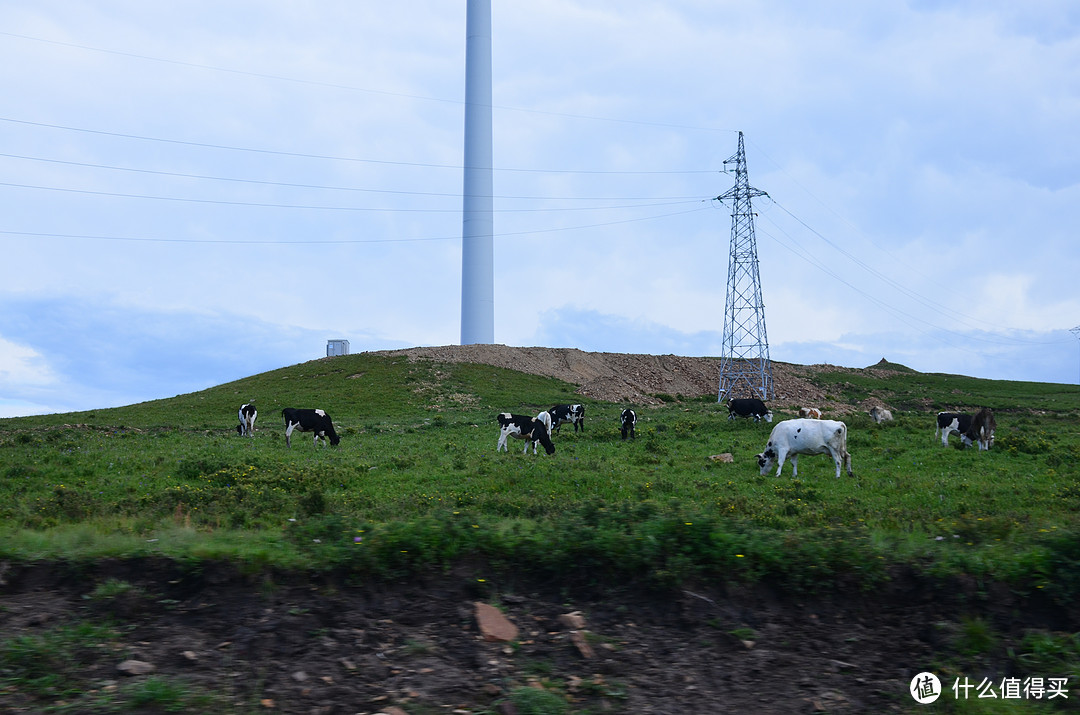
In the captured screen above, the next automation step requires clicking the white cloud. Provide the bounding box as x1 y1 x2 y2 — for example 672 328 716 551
0 336 56 386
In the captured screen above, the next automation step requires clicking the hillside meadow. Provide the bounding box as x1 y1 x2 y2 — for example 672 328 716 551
1 351 1079 598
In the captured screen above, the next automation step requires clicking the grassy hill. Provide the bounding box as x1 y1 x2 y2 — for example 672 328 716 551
1 350 1079 594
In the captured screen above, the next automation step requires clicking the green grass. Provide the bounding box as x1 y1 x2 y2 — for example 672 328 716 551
1 353 1080 597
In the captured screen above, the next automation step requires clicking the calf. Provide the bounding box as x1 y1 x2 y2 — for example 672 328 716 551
868 406 893 424
936 412 974 448
282 408 340 448
966 407 996 450
727 398 772 423
756 418 852 479
620 408 637 440
237 403 257 437
549 404 585 434
497 412 556 455
798 407 822 420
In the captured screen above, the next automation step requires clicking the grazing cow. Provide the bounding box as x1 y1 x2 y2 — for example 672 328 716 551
756 418 853 479
868 406 893 424
798 407 822 420
966 407 996 451
237 403 257 437
282 408 340 448
497 412 556 455
727 398 773 423
535 409 553 437
549 404 585 434
620 408 637 440
936 412 974 448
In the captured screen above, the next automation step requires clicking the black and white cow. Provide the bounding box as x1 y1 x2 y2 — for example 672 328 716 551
966 407 996 451
236 403 257 437
282 408 340 448
549 404 585 434
620 408 637 440
727 398 773 423
496 412 555 455
756 418 853 479
936 412 974 448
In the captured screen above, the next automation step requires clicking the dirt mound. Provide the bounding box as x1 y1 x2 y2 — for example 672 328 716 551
377 344 841 409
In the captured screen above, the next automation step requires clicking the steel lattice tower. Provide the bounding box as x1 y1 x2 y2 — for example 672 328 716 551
716 131 773 401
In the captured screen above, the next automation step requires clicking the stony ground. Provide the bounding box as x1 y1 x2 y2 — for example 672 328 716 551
1 558 1069 714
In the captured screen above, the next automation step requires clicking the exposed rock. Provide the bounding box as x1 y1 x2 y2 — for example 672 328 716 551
570 630 595 658
558 611 587 630
475 602 518 642
709 453 734 463
117 659 155 675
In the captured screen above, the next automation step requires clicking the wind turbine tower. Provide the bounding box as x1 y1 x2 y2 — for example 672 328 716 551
460 0 495 345
716 131 774 401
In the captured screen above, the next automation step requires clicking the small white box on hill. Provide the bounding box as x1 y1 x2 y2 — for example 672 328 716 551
326 339 350 357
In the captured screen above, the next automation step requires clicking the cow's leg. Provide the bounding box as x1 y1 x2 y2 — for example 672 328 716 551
789 454 799 477
829 450 842 478
773 450 788 477
285 422 296 448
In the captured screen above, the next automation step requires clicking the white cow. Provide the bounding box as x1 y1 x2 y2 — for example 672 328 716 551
756 418 853 479
868 406 893 424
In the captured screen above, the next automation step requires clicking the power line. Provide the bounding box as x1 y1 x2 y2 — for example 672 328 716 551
0 206 709 244
0 115 715 176
0 152 703 202
0 31 738 136
0 180 702 213
752 206 1072 348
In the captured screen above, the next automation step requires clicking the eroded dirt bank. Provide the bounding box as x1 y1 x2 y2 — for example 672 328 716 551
0 559 1072 714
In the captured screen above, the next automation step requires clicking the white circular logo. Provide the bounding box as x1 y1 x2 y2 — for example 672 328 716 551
910 672 942 704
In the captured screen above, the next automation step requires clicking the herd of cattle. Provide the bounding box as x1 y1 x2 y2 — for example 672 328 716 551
234 398 997 478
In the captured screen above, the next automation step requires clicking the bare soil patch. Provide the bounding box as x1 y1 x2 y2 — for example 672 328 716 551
378 344 891 414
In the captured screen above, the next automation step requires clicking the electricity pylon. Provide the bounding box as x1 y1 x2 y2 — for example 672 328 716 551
716 131 773 402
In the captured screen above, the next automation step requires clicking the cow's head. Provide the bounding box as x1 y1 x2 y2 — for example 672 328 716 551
756 448 776 476
763 412 773 423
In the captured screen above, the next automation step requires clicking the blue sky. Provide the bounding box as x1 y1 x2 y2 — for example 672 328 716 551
1 1 1078 417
